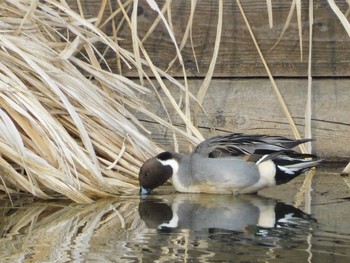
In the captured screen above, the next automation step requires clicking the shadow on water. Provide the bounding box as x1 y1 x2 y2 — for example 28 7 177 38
1 191 350 262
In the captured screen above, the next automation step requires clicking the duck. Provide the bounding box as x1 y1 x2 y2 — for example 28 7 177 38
139 133 321 195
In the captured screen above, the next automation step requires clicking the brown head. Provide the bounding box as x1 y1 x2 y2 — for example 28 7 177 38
139 152 174 195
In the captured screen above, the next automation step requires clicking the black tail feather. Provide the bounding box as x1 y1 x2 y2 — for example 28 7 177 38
271 151 321 185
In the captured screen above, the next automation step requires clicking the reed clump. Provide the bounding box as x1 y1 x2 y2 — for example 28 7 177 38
1 0 349 203
0 0 203 203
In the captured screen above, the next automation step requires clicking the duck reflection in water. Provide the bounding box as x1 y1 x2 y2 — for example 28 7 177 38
138 194 315 233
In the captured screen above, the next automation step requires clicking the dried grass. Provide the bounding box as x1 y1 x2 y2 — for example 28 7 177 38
0 0 202 203
328 0 350 37
328 0 350 176
0 0 348 202
236 0 306 151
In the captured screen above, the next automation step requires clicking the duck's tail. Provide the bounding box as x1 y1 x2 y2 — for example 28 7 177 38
265 151 321 185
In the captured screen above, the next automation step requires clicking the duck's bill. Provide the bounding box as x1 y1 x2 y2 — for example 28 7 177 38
139 186 152 195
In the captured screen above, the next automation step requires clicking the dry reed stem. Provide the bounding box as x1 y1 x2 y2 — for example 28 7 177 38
324 3 350 195
327 0 350 37
146 0 193 141
268 0 303 61
296 0 303 61
299 0 315 212
236 0 318 208
266 0 273 28
196 0 223 105
268 0 296 52
341 162 350 177
165 0 199 74
236 0 306 152
0 0 203 202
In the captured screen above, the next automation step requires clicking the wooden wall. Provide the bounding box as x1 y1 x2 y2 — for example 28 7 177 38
68 0 350 159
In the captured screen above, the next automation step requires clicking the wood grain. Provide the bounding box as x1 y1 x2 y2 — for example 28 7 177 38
65 1 350 158
136 78 350 158
69 0 350 77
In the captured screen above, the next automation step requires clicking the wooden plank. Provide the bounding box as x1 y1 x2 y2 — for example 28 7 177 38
64 1 350 158
136 78 350 158
68 0 350 77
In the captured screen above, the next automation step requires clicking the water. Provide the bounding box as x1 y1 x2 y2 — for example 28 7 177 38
0 169 350 262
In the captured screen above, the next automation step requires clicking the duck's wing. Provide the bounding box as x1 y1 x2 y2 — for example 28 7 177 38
194 133 311 158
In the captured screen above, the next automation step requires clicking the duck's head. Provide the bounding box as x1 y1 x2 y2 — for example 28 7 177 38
139 152 177 195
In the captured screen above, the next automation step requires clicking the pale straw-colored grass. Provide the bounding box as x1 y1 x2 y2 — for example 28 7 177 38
328 0 350 177
0 0 202 203
236 0 316 209
0 0 348 203
236 0 306 150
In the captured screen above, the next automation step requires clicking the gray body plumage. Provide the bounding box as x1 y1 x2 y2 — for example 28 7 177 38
173 153 260 193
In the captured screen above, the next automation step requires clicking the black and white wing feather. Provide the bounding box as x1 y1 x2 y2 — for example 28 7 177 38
194 133 311 158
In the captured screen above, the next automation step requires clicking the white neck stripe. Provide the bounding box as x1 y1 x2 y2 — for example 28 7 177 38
157 158 179 174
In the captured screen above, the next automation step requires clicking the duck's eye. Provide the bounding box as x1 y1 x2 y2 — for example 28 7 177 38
145 171 150 177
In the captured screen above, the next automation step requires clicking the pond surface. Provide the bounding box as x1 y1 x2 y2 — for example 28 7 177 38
0 168 350 262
